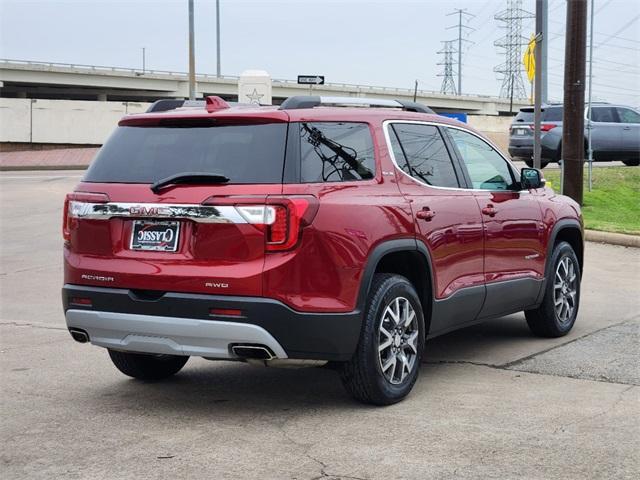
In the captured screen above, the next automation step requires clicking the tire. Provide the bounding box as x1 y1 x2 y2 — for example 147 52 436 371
525 241 581 337
108 349 189 380
622 159 639 167
339 274 425 405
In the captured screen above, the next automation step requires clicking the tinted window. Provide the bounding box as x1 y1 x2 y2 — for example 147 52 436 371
514 109 534 123
616 107 640 124
84 124 287 184
299 122 374 182
391 124 459 188
389 128 412 177
543 106 563 122
447 128 516 190
591 107 617 123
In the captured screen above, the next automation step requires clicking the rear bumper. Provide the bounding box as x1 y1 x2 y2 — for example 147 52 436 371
62 285 362 361
508 144 533 159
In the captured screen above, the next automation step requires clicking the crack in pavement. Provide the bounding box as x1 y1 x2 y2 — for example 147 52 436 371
500 316 640 370
272 411 369 480
552 384 636 435
0 321 66 331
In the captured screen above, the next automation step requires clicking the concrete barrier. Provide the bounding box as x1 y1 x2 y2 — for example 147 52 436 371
467 115 512 152
1 99 513 152
1 99 151 145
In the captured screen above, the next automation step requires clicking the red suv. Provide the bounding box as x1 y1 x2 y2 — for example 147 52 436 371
63 96 583 405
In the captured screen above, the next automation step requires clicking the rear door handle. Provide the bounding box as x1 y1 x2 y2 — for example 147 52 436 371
482 204 497 217
416 207 436 221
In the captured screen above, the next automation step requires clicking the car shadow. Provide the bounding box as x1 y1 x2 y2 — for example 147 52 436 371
88 313 536 413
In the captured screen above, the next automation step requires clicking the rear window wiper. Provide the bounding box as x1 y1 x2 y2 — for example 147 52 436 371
150 172 230 193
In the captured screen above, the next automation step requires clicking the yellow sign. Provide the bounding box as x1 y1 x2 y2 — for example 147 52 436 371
523 35 536 83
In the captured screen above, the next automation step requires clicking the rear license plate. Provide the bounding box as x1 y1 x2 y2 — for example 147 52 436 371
516 128 526 135
130 221 180 252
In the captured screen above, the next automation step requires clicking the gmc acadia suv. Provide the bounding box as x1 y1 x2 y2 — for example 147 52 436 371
63 95 584 405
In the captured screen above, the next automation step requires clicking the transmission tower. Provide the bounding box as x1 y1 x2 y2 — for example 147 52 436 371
446 8 475 95
437 41 458 95
494 0 534 105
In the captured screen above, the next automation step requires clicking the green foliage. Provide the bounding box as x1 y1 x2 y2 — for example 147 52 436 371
543 167 640 235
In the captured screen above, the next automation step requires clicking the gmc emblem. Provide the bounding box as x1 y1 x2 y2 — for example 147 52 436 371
129 206 170 216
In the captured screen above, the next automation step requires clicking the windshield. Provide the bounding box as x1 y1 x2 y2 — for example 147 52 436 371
84 124 288 184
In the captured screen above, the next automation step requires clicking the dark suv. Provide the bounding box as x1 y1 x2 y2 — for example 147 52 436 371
63 96 584 405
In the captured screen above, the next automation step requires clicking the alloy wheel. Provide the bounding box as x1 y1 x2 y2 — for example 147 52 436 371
377 297 419 385
553 256 578 324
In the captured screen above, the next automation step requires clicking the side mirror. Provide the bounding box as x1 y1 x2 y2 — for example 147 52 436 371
520 168 546 189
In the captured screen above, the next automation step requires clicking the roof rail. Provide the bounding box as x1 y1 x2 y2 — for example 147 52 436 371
279 96 435 114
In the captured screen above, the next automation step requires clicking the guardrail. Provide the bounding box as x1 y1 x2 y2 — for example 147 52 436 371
1 58 515 102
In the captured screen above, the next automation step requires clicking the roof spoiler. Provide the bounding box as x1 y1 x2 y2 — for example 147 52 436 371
279 96 435 114
146 96 230 113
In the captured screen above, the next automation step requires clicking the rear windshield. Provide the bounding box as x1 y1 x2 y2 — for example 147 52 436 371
514 106 564 123
84 124 287 184
543 106 563 121
513 109 534 123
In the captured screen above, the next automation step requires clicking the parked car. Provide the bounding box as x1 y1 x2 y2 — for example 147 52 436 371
62 95 584 405
508 104 564 168
541 104 640 166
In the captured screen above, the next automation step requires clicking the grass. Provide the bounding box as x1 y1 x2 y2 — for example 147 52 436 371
543 166 640 235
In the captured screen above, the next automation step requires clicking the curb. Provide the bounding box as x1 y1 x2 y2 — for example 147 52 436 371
585 230 640 248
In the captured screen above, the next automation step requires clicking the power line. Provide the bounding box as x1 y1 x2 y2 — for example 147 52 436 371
446 8 475 95
494 0 534 104
437 40 458 95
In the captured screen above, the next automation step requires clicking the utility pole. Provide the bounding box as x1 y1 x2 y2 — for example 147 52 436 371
586 0 595 192
188 0 196 100
437 40 458 95
446 9 474 95
541 0 548 104
562 0 588 205
494 0 534 109
413 80 418 102
533 1 544 169
141 47 146 74
216 0 221 77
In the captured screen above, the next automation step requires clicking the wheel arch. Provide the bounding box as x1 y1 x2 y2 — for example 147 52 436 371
356 239 434 334
547 219 584 277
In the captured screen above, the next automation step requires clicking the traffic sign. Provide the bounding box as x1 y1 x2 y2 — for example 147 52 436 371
297 75 325 85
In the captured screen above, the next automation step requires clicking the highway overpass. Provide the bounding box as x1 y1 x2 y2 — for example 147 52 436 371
0 59 528 115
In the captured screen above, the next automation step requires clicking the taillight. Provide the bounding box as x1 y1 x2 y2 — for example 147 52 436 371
265 196 319 252
231 196 318 252
63 192 109 243
530 124 556 132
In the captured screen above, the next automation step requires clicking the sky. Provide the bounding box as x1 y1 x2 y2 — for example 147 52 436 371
1 0 638 106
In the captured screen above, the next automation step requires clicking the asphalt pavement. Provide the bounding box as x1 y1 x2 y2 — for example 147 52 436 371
1 171 638 480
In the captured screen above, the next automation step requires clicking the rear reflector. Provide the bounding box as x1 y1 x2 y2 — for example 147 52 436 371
70 297 92 307
209 308 243 317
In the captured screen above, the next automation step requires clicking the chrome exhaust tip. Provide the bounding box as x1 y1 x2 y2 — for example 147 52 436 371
68 328 90 343
231 344 275 360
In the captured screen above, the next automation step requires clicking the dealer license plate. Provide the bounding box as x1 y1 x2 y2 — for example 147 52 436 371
130 221 180 252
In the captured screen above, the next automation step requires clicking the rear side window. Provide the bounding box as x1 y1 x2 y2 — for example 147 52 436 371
84 123 287 184
616 107 640 124
543 107 563 122
297 122 375 182
591 107 617 123
390 123 460 188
